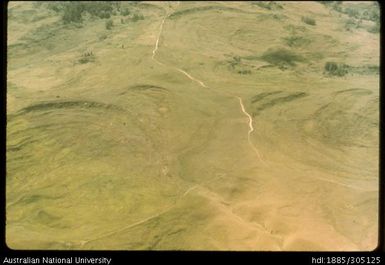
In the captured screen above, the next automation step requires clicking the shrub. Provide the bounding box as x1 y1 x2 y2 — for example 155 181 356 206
350 64 379 75
227 56 241 69
324 62 349 76
272 14 287 20
253 1 283 10
233 56 241 63
261 48 304 66
283 35 311 47
238 70 251 75
105 19 113 30
344 18 361 31
79 51 95 64
99 34 107 41
301 16 316 26
131 13 144 22
121 8 130 16
99 11 111 19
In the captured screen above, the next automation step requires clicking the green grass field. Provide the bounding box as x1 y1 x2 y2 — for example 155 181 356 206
6 1 379 250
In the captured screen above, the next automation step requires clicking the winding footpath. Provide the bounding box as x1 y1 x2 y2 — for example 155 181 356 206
79 4 268 248
237 97 265 164
151 5 265 165
175 68 209 88
74 4 373 249
151 15 166 66
151 6 209 89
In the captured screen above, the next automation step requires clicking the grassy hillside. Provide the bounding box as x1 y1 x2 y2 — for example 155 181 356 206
6 1 379 250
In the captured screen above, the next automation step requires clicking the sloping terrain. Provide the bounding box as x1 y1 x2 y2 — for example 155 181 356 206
6 1 379 250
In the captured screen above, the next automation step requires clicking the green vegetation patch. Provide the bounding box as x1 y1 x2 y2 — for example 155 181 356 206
261 48 305 67
17 100 122 115
252 92 308 116
283 35 311 48
250 91 282 104
168 6 251 19
301 16 316 26
226 56 253 75
118 84 168 95
42 2 144 25
323 62 378 77
251 1 283 10
324 62 349 76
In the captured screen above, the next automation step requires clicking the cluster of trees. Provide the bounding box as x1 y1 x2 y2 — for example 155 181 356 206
319 2 379 34
321 2 379 23
324 62 379 77
342 12 379 34
343 6 379 22
45 2 118 23
61 3 84 23
324 62 349 77
44 2 144 25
